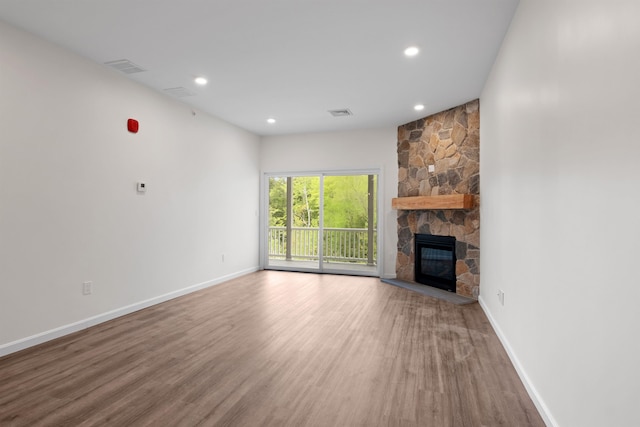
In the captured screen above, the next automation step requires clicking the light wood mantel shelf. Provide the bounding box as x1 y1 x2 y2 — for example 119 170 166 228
392 194 475 210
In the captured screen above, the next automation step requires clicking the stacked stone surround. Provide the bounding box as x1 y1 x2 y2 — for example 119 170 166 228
396 99 480 298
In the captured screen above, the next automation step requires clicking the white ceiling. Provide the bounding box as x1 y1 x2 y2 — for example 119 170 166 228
0 0 520 136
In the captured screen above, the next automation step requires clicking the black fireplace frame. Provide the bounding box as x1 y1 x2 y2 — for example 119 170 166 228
414 234 457 292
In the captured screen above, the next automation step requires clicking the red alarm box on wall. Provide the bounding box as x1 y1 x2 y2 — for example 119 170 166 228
127 118 139 133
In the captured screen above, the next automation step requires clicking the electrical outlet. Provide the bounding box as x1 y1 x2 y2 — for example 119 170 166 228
82 281 93 295
497 289 505 306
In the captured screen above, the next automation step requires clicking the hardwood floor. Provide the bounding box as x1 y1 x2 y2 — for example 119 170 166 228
0 271 544 426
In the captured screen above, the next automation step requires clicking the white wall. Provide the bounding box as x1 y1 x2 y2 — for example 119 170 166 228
480 1 640 426
260 128 398 278
0 21 260 354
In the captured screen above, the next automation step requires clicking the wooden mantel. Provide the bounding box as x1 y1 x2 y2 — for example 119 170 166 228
392 194 474 210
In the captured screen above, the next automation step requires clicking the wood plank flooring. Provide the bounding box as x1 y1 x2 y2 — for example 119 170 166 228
0 271 544 426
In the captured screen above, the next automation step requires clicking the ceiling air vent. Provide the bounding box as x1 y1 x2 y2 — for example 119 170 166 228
328 109 353 117
163 87 196 98
104 59 146 74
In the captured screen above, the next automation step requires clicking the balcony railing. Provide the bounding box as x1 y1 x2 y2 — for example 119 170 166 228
268 227 377 265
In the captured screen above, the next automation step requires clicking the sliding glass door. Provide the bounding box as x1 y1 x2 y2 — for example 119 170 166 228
264 171 378 276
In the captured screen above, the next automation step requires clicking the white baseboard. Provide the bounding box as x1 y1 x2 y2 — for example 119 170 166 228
0 267 259 358
478 296 557 427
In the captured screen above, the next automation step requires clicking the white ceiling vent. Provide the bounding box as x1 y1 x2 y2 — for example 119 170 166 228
328 109 353 117
163 87 196 98
104 59 146 74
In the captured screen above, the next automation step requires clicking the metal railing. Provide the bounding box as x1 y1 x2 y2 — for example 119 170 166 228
268 227 376 265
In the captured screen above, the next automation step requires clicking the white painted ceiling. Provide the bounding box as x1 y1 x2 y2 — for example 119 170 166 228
0 0 520 136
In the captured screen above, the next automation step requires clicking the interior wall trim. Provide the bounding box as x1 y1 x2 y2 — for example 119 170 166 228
0 267 260 358
478 297 557 427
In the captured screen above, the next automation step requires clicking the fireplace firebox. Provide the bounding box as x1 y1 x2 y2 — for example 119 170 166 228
415 234 456 292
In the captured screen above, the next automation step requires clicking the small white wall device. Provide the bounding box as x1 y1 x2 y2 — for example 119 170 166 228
137 182 147 193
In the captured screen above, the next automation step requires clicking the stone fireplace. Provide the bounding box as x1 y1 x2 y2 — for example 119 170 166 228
396 99 480 298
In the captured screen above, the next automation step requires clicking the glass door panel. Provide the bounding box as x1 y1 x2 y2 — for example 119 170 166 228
266 176 320 271
322 174 377 275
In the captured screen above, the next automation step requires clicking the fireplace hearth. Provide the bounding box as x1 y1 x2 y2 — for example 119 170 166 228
415 234 456 292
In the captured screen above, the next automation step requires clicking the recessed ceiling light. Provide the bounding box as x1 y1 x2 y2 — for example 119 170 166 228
194 77 208 85
404 46 419 57
414 104 425 111
267 118 276 124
